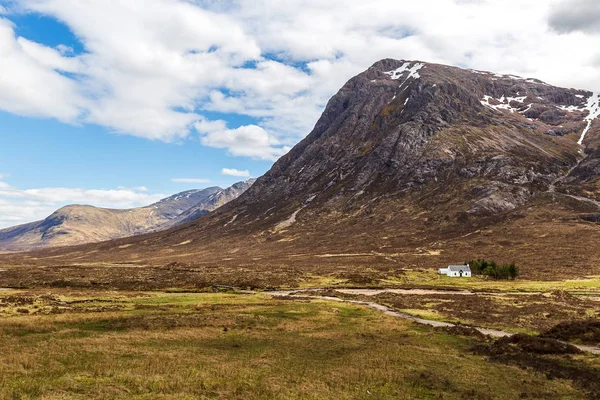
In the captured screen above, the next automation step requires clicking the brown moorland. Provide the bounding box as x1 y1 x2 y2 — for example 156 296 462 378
1 289 599 399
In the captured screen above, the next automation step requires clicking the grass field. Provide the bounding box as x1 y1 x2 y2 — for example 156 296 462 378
382 270 600 292
0 289 596 399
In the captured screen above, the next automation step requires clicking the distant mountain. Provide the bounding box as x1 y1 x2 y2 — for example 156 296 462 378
156 179 257 230
5 60 600 279
0 179 254 252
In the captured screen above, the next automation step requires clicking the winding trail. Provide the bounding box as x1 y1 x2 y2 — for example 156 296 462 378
333 288 541 296
267 289 600 355
562 193 600 208
546 154 600 208
547 158 583 194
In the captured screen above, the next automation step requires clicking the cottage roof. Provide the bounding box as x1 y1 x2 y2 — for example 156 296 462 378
448 265 471 272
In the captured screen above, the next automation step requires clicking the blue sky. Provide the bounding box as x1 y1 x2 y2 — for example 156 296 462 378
0 10 275 191
0 0 598 228
0 110 272 190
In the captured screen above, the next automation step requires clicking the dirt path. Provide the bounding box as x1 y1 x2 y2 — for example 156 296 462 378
332 288 541 296
546 153 600 208
267 290 600 355
562 193 600 208
548 154 585 194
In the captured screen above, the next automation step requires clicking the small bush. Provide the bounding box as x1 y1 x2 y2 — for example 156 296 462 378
490 334 581 355
467 259 519 280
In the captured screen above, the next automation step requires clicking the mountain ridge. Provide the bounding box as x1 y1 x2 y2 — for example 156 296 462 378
0 179 255 252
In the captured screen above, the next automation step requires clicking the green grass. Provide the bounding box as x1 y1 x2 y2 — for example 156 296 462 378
0 291 592 399
396 308 463 324
276 269 600 295
386 270 600 293
297 274 348 288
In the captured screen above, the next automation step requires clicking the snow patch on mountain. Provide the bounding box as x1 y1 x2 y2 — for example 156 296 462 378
385 62 425 85
578 92 600 145
480 95 528 113
505 96 527 103
558 105 584 112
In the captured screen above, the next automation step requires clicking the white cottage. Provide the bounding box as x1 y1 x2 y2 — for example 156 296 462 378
438 264 471 278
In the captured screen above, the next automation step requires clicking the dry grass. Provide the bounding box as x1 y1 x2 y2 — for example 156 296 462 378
367 291 600 335
0 290 593 399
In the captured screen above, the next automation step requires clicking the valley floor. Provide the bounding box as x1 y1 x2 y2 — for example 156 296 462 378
1 288 600 399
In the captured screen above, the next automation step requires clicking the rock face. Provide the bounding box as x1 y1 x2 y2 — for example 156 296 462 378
236 59 596 215
0 179 254 251
5 60 600 278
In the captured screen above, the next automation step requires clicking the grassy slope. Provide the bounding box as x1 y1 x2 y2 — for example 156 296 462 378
0 291 591 399
0 206 167 252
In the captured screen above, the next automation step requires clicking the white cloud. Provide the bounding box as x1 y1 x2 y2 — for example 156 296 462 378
117 185 149 192
0 181 165 228
8 0 262 141
171 178 211 183
1 0 600 157
0 18 85 123
195 119 289 160
221 168 250 177
55 44 73 55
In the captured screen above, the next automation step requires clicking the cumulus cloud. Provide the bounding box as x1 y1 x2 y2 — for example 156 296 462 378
195 119 289 160
0 18 85 123
1 0 600 157
0 180 165 228
171 178 211 183
221 168 250 177
7 0 263 141
548 0 600 34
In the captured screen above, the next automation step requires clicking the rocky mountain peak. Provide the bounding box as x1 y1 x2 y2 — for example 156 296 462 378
156 178 256 229
131 60 597 273
234 60 597 217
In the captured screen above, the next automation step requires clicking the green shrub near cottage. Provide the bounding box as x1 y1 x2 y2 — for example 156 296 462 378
467 259 519 280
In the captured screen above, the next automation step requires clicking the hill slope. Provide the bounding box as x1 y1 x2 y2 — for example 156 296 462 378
0 180 254 251
5 59 600 279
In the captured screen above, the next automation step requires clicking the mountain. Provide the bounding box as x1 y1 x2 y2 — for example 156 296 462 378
155 179 257 230
0 179 254 252
5 59 600 279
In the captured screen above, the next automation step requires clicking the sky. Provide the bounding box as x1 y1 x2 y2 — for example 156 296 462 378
0 0 599 228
